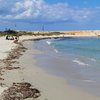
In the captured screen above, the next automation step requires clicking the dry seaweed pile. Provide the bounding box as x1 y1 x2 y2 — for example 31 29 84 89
0 82 41 100
0 43 27 82
2 43 27 70
0 42 41 100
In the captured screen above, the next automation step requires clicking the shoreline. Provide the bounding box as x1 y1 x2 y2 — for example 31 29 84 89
19 40 100 100
0 35 100 99
32 39 100 97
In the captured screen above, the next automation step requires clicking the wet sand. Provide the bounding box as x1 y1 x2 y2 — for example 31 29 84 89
33 39 100 97
14 40 100 100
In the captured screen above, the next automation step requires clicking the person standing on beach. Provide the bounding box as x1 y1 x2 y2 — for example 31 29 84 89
13 36 19 43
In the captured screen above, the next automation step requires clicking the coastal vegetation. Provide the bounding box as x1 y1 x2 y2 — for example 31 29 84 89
0 29 98 37
0 29 65 36
0 29 64 36
0 29 18 36
14 31 64 36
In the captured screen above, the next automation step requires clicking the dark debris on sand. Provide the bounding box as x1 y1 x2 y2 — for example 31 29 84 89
0 42 41 100
2 43 27 70
0 82 41 100
4 67 20 70
0 43 27 82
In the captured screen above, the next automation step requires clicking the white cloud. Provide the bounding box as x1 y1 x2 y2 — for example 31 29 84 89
0 0 98 22
12 0 33 12
11 0 44 19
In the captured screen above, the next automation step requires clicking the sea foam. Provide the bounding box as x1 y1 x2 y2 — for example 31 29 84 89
73 59 89 66
54 49 58 53
46 41 51 45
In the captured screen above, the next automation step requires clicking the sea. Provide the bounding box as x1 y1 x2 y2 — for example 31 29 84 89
32 37 100 97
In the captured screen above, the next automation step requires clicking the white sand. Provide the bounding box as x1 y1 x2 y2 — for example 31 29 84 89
0 35 100 100
0 37 17 59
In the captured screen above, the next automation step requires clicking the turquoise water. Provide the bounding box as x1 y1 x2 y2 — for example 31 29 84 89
33 37 100 96
51 37 100 60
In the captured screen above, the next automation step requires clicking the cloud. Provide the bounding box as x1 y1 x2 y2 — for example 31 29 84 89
0 0 98 23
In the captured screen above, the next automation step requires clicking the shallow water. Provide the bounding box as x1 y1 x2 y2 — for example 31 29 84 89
31 37 100 97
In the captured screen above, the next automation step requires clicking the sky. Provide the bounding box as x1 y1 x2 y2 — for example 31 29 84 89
0 0 100 31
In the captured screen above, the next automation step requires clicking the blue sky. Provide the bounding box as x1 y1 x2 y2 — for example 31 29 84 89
0 0 100 31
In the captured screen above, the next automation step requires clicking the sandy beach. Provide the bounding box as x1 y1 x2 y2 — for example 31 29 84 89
0 35 100 100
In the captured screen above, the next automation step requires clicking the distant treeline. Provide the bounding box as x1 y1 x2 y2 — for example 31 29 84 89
0 29 64 36
0 29 18 36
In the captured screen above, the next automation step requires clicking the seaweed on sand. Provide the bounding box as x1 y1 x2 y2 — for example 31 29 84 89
2 43 27 69
0 82 41 100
